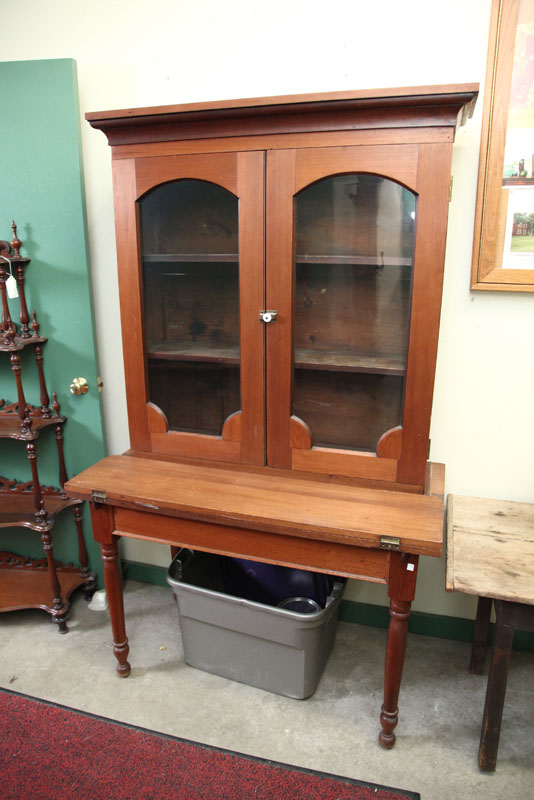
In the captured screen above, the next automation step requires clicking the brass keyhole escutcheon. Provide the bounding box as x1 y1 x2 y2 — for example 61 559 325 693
70 377 89 396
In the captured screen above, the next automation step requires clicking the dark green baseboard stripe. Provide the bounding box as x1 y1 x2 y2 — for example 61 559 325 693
338 600 478 642
122 560 169 588
122 560 534 652
339 599 534 652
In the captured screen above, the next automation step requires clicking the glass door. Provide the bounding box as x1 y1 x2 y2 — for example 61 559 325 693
265 146 421 483
118 151 265 464
139 179 241 437
293 173 415 452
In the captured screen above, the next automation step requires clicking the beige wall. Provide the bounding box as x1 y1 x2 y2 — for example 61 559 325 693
2 0 532 619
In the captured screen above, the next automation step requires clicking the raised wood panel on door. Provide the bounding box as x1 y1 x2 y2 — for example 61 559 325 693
265 143 451 488
114 151 265 464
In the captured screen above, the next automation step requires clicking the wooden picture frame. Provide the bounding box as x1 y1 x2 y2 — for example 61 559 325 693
471 0 534 292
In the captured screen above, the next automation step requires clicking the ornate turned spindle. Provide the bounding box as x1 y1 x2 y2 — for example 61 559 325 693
52 394 68 492
11 223 31 339
40 528 68 633
14 262 30 338
30 309 39 338
33 334 51 418
10 221 21 257
52 392 60 417
0 258 15 344
9 350 32 435
26 440 48 527
71 503 92 585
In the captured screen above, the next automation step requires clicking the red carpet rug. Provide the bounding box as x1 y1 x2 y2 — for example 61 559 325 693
0 688 420 800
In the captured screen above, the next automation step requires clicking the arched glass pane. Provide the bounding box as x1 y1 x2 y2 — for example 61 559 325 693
293 174 415 452
139 180 240 435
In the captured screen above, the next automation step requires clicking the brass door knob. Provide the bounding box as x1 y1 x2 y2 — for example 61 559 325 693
70 377 89 396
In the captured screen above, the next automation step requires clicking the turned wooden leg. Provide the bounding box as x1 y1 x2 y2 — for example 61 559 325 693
470 596 493 675
379 597 412 748
379 551 418 749
90 502 130 676
101 537 130 677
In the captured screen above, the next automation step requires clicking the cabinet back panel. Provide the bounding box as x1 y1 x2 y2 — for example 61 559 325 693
148 363 240 436
293 371 404 452
294 264 411 358
143 263 240 347
296 174 415 259
138 179 238 255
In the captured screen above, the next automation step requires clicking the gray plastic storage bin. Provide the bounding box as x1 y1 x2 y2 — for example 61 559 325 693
166 549 346 699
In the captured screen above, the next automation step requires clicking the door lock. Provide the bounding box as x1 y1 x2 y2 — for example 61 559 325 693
259 310 278 323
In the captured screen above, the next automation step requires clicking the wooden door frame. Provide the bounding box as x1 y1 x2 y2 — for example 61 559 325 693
265 142 452 489
113 150 265 465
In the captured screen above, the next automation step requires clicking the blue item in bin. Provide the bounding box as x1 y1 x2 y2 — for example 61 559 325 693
219 557 331 608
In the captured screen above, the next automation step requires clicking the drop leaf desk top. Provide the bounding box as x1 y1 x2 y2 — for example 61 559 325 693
66 84 478 748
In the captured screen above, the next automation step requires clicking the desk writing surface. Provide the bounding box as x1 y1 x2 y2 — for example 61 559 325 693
66 455 444 557
446 495 534 604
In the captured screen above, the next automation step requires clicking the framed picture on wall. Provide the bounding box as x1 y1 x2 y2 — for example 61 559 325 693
471 0 534 291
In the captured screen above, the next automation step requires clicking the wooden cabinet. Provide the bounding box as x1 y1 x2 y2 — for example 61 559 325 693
89 85 476 492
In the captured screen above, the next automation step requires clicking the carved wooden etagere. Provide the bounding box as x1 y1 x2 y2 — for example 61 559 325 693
0 222 95 631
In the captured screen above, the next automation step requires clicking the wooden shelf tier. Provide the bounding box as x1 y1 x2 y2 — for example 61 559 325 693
0 551 94 615
147 341 405 375
143 253 412 268
0 483 80 532
0 334 47 353
0 409 65 441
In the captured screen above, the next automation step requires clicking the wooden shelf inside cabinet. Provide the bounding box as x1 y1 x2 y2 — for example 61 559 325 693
295 349 405 376
144 254 413 268
295 255 413 268
147 341 405 376
0 551 93 615
147 341 240 365
143 253 239 263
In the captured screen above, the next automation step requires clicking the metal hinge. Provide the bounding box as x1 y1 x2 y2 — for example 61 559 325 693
380 535 401 550
449 176 453 202
91 489 107 504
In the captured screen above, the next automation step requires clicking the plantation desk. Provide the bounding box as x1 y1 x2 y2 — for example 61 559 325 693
72 87 476 749
66 455 444 748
